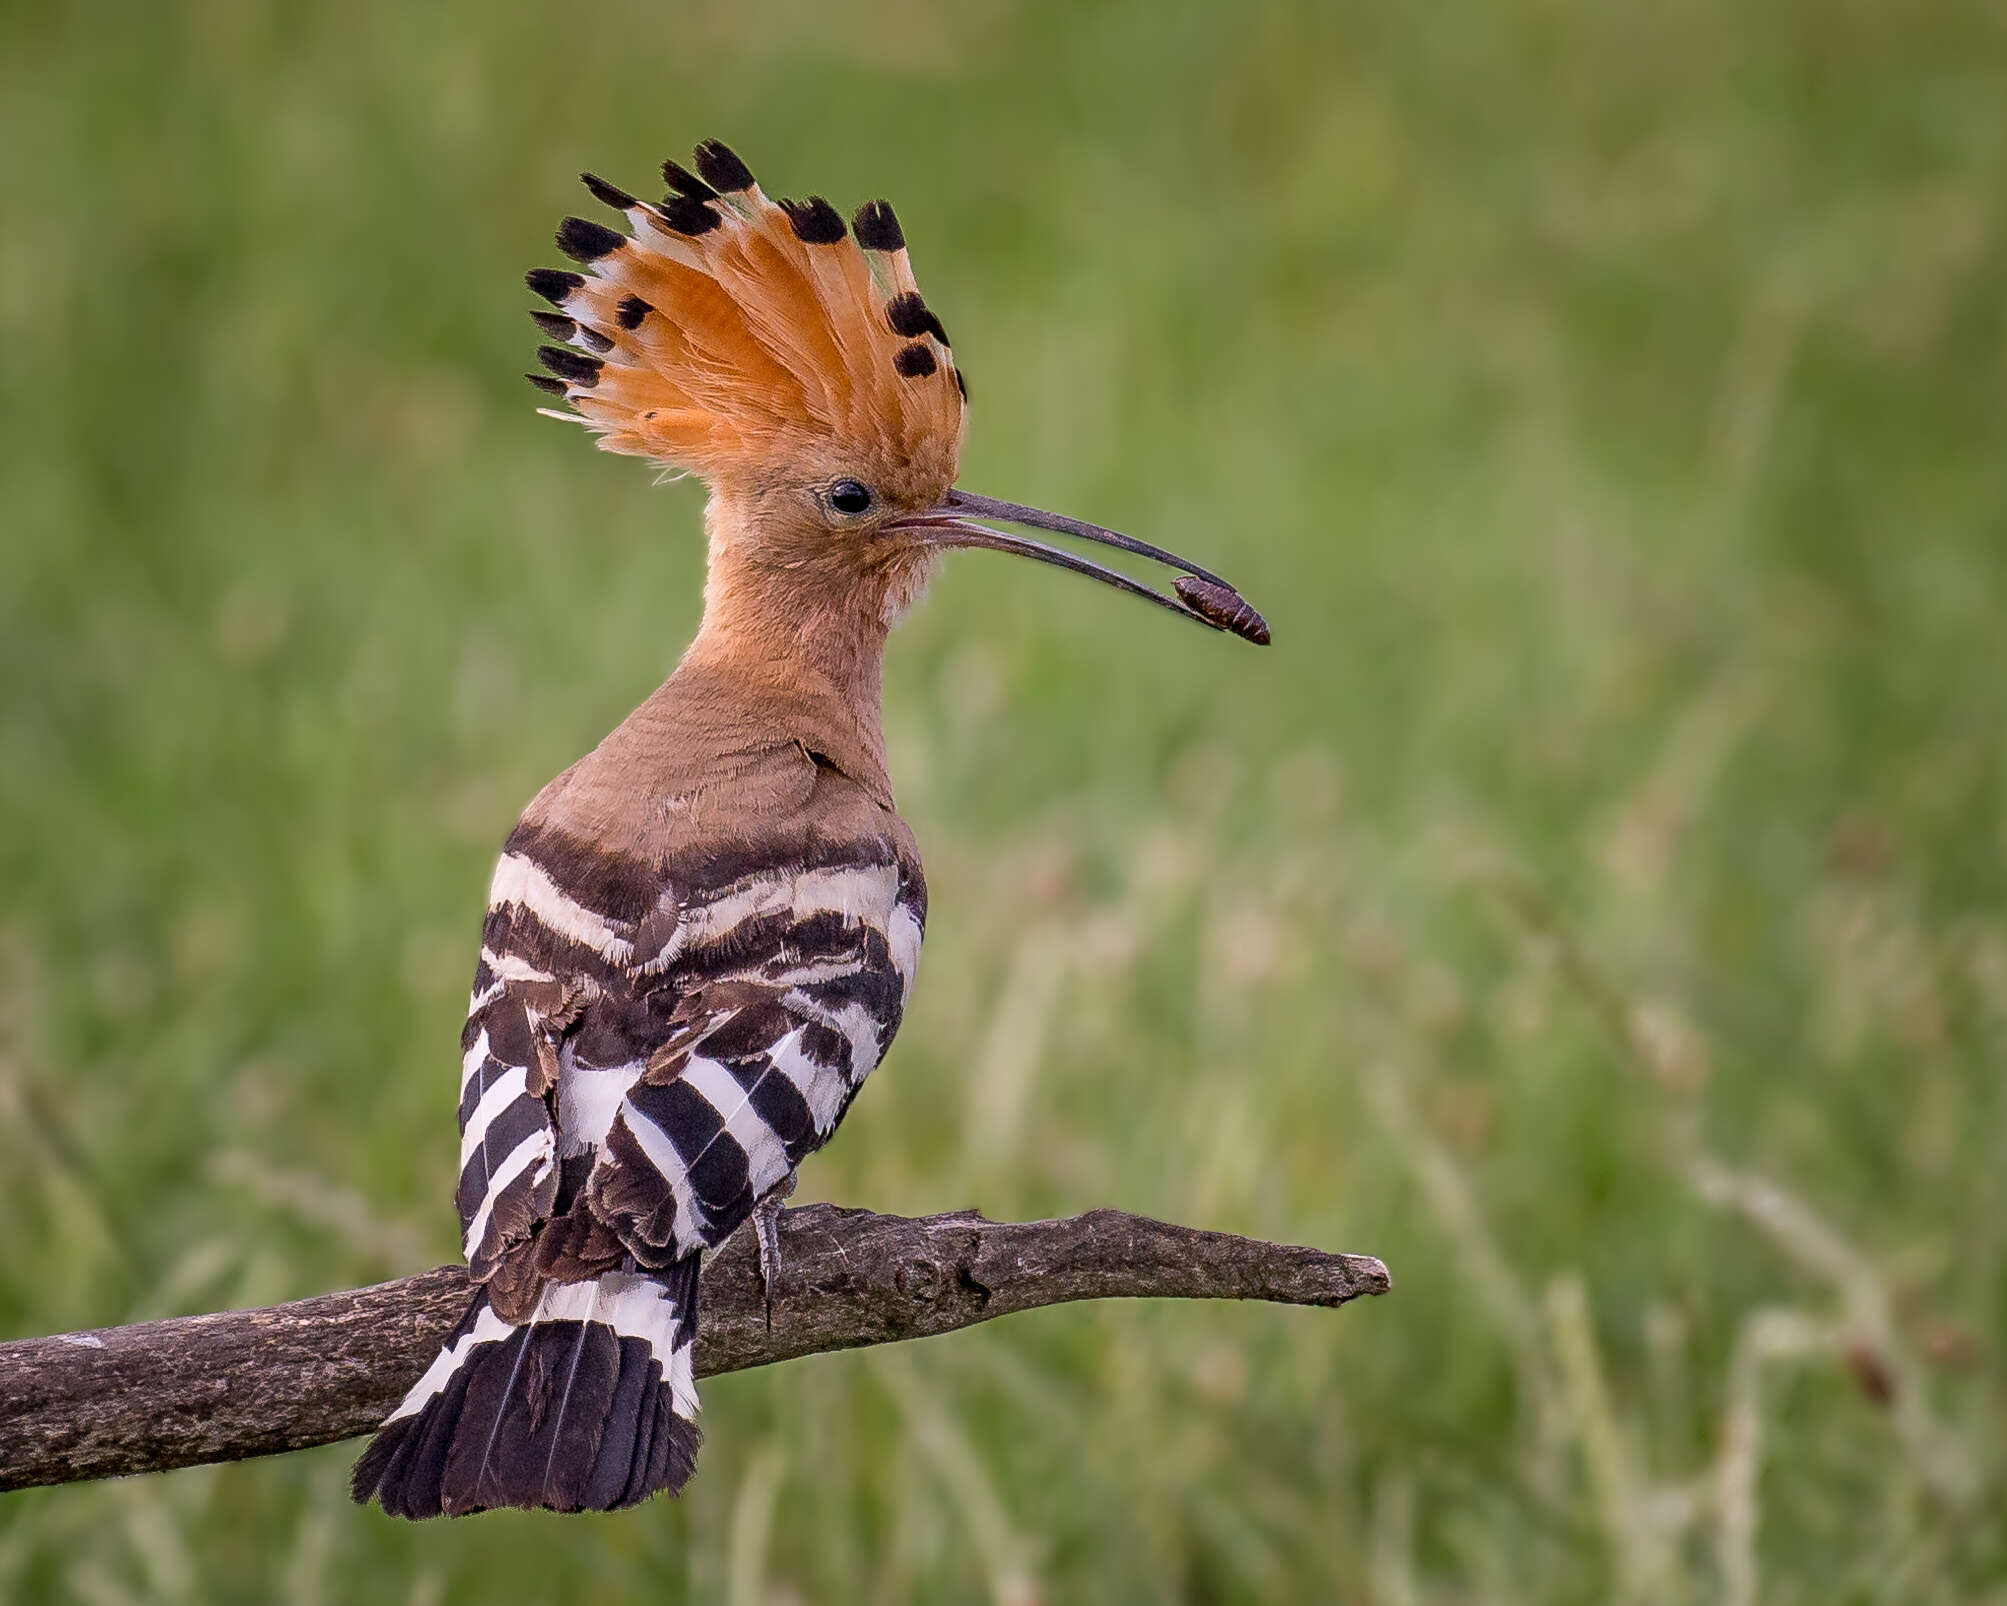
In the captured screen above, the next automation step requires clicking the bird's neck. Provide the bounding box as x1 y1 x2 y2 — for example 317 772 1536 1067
672 548 897 806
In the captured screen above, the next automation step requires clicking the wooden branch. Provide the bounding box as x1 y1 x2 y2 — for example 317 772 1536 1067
0 1205 1388 1493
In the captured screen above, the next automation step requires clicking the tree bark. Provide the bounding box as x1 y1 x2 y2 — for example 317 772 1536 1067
0 1204 1388 1493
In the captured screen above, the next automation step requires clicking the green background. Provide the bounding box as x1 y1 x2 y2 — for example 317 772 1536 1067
3 1 2004 1600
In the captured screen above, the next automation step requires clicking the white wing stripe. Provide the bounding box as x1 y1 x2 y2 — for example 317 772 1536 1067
459 1066 531 1168
478 947 555 986
770 1025 850 1132
558 1055 646 1156
650 863 901 968
461 1128 555 1259
888 902 924 1006
460 1025 492 1093
681 1056 792 1199
489 853 636 963
618 1104 704 1245
786 990 882 1079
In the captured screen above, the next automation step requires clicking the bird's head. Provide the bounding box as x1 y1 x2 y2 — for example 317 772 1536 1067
528 141 1268 648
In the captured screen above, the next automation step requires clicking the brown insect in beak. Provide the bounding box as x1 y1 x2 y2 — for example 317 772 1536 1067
1172 576 1271 646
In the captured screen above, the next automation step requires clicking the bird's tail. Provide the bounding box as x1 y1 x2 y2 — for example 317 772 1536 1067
350 1259 701 1518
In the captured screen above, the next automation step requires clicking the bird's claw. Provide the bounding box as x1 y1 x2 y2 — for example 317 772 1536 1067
753 1170 798 1310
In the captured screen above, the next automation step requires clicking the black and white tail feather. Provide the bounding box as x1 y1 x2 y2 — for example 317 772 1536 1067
350 1263 701 1518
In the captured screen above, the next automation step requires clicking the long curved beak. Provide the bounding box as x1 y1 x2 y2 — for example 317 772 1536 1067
887 488 1270 645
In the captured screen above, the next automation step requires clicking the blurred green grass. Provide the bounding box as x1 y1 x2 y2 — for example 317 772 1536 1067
3 0 2005 1599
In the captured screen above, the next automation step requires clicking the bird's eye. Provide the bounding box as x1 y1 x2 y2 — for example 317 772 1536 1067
827 480 874 516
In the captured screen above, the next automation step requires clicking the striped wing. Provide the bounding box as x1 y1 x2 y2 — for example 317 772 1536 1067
457 965 570 1281
455 828 925 1292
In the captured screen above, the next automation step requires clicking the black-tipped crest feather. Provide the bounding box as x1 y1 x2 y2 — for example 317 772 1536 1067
693 139 755 193
661 159 717 201
658 194 722 236
852 200 905 252
581 172 638 213
526 267 584 305
538 345 603 385
885 291 948 344
782 196 847 244
556 216 626 263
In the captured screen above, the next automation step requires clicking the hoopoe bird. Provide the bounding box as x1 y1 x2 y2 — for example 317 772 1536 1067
350 140 1268 1519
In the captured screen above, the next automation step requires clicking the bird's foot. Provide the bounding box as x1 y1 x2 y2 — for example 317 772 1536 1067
753 1169 799 1314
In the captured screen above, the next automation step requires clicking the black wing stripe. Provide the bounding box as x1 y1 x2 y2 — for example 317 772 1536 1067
731 1053 819 1159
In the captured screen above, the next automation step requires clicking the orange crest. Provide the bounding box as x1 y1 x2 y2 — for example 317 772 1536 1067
526 141 966 502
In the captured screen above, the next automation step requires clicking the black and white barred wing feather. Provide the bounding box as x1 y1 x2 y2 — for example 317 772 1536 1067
353 834 923 1518
590 863 922 1263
